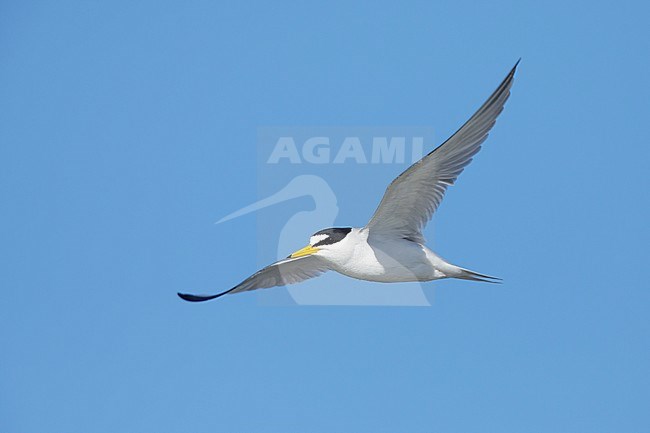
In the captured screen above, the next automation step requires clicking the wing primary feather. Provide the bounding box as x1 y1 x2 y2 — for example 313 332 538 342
177 255 330 302
177 288 236 302
364 61 519 243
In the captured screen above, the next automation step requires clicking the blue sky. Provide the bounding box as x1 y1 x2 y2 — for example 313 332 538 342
1 1 649 432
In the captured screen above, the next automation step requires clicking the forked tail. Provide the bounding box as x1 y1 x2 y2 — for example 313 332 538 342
456 268 502 284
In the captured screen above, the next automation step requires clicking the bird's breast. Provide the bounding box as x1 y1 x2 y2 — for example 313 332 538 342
330 238 441 282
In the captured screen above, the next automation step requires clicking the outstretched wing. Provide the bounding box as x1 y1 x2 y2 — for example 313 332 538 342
365 61 518 244
178 255 330 302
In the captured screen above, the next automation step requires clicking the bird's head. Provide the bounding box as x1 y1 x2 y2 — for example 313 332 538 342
290 227 353 259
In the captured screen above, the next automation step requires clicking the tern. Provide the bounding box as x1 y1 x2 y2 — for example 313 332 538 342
179 61 518 302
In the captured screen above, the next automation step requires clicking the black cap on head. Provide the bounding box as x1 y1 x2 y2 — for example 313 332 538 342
311 227 352 247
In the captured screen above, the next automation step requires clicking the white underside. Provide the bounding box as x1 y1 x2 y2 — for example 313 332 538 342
317 228 463 283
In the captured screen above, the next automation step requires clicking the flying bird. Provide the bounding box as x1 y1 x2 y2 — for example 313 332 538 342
178 61 519 302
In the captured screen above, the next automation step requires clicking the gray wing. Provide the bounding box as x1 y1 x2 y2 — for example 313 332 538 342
364 61 518 244
178 255 330 302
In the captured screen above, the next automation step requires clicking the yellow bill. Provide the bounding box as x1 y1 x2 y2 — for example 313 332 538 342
290 245 320 258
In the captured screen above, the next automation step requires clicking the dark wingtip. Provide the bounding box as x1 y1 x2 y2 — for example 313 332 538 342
178 292 221 302
508 58 521 77
177 286 237 303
